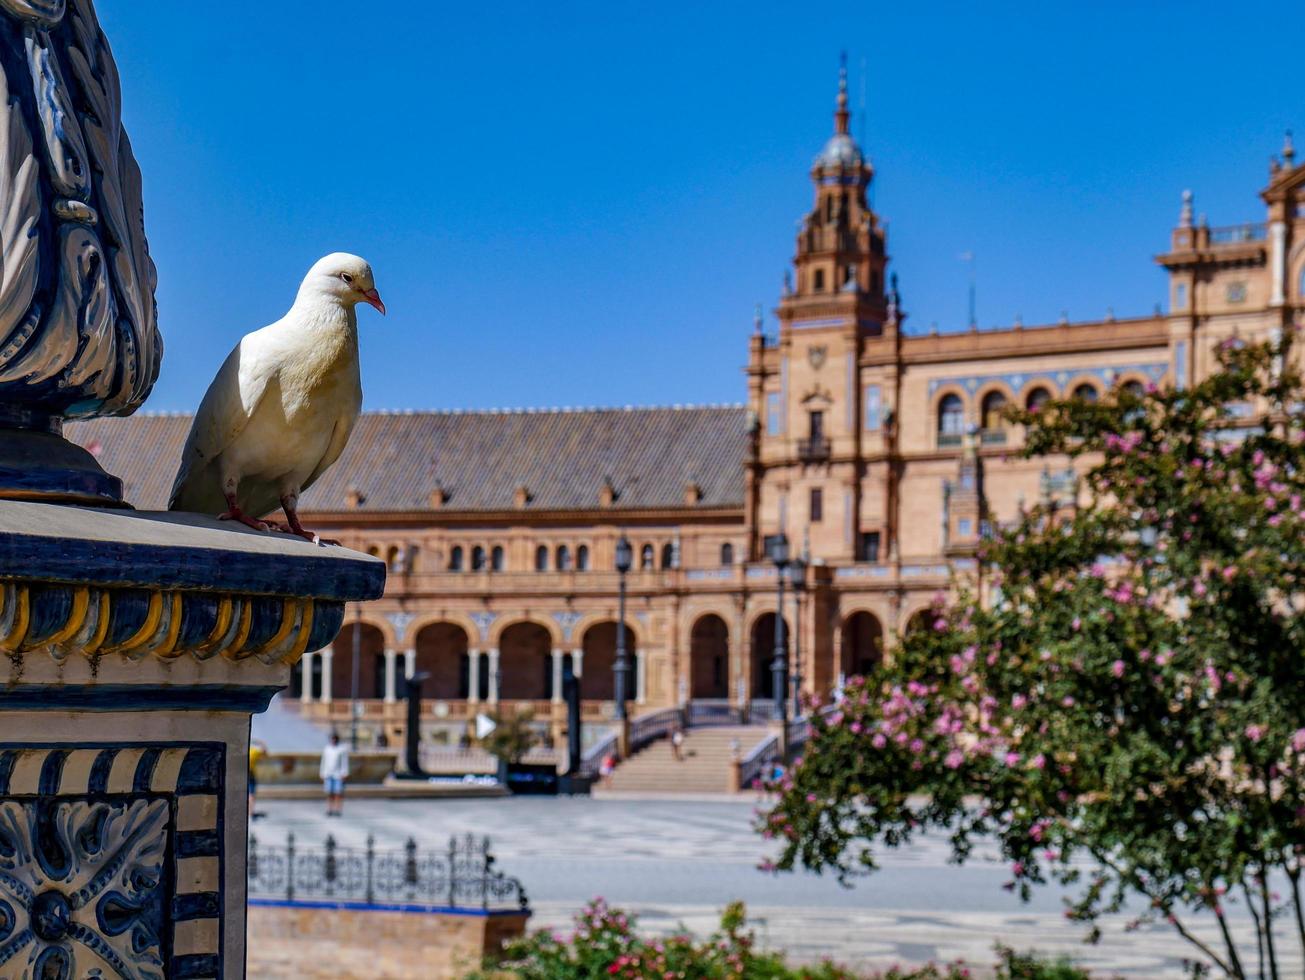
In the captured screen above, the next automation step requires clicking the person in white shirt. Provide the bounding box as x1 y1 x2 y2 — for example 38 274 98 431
319 733 350 817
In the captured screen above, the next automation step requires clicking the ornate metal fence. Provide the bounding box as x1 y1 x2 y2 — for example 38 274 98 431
248 832 528 911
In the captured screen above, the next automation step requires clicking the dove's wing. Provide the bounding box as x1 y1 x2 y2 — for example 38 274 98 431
168 328 280 512
299 413 359 499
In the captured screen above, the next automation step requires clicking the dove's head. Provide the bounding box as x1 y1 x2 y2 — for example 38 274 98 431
303 253 386 315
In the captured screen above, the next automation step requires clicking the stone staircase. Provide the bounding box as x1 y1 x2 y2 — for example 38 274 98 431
600 725 771 795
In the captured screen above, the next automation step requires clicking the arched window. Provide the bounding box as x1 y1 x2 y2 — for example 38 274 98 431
1121 380 1145 398
366 545 380 558
720 542 734 566
576 545 590 571
980 391 1008 432
534 545 548 572
937 394 965 444
471 546 486 571
813 268 825 292
1025 387 1051 413
1072 382 1099 403
556 545 572 571
660 543 675 570
491 546 504 571
640 544 654 570
448 546 463 572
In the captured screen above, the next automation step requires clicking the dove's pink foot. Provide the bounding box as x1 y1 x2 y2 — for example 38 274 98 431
218 492 272 532
281 496 339 547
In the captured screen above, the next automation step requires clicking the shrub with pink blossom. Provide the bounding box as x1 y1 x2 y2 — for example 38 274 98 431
761 340 1305 979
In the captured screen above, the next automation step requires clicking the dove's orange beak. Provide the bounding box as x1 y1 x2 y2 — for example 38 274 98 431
361 288 386 316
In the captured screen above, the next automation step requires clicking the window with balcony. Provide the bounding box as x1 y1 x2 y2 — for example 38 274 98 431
799 410 830 460
556 545 572 571
640 544 654 570
576 545 589 571
864 384 882 431
809 487 823 522
449 546 463 572
937 394 965 447
660 543 675 570
471 546 486 571
534 545 548 572
980 391 1008 443
859 531 881 563
720 542 734 566
491 546 504 571
1025 386 1051 413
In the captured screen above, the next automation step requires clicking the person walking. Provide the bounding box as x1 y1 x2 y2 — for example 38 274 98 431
670 726 685 762
599 750 616 789
320 733 350 817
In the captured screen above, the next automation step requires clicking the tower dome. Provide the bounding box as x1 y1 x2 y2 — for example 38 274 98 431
813 58 866 171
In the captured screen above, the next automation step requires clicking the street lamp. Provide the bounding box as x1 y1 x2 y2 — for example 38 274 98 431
789 556 806 720
769 534 790 727
349 606 361 750
613 535 633 721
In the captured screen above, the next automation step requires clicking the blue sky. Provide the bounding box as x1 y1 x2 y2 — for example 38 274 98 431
100 1 1298 413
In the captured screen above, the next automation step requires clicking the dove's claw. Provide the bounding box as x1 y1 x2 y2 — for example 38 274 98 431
217 509 272 532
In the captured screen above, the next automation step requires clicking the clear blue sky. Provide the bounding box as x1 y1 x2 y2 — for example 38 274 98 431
100 1 1298 413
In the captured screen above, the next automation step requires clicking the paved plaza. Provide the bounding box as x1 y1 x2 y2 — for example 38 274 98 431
250 795 1300 977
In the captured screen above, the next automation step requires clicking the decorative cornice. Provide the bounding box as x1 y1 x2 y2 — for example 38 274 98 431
0 581 342 666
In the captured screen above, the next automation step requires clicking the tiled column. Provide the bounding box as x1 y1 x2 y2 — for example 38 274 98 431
487 648 500 704
551 650 564 703
320 647 334 703
299 650 315 704
383 649 397 703
467 650 481 704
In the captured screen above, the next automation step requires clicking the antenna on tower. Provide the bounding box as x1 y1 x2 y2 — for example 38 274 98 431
858 55 868 150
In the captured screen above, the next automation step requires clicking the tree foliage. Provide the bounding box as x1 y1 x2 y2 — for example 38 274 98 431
480 708 539 765
763 341 1305 979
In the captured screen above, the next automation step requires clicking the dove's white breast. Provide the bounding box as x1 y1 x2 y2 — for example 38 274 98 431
223 311 362 493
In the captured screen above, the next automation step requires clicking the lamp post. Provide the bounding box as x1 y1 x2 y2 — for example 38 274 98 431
613 536 633 721
789 556 806 720
349 607 361 750
769 535 790 730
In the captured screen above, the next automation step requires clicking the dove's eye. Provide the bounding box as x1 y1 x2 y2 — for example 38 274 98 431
340 273 354 285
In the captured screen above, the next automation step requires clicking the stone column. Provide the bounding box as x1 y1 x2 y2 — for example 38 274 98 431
551 650 564 703
487 648 501 704
635 651 647 705
467 650 481 704
1271 220 1287 306
320 647 335 703
383 649 397 703
299 650 316 704
404 648 416 679
572 649 584 677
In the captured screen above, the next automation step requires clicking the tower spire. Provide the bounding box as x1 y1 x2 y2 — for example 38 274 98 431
834 52 850 136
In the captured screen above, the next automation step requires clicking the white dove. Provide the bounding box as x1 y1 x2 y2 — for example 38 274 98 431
168 253 385 543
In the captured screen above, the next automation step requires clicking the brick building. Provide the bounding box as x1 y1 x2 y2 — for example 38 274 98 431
70 73 1305 745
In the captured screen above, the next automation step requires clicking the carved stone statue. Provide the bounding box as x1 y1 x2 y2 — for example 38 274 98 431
0 0 159 502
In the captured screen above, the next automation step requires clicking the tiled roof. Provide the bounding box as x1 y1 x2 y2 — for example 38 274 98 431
66 406 749 514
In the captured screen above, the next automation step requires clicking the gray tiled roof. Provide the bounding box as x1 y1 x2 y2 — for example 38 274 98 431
67 406 749 514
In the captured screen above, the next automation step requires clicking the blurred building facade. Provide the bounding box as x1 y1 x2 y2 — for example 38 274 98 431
69 76 1305 743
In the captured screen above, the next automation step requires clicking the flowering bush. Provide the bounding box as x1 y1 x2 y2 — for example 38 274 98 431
762 341 1305 979
474 899 1091 979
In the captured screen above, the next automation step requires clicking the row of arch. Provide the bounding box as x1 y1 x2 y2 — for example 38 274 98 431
936 377 1148 441
294 608 941 703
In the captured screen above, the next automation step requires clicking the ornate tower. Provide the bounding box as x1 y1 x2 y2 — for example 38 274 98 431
780 58 888 328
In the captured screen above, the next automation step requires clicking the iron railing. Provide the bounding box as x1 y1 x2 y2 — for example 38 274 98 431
578 731 617 778
247 832 528 911
738 733 780 790
686 700 742 727
1208 222 1266 245
797 437 831 461
629 706 682 753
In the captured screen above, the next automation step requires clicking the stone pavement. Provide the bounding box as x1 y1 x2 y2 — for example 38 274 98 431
251 796 1300 978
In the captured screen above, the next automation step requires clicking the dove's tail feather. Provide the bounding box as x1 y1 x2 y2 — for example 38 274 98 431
168 458 226 515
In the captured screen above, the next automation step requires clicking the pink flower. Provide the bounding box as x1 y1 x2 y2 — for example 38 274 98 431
1071 617 1081 632
1111 660 1125 678
1291 728 1305 753
1245 724 1266 743
1030 753 1047 770
1061 696 1076 707
1004 751 1021 767
909 738 925 755
871 732 887 749
850 722 863 734
1012 694 1028 709
1222 566 1236 581
945 750 965 769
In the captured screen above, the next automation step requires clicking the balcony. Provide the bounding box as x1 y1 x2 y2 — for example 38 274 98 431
937 433 963 449
979 428 1008 445
797 436 831 461
1208 222 1266 245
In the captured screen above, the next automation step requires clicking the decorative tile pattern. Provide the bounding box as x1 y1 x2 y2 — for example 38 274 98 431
0 743 224 979
926 362 1168 399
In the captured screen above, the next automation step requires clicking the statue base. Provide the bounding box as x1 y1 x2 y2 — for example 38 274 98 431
0 499 384 978
0 423 123 505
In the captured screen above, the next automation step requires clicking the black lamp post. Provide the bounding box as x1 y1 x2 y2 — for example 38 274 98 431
613 535 633 721
769 535 790 726
349 608 361 750
789 556 806 719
